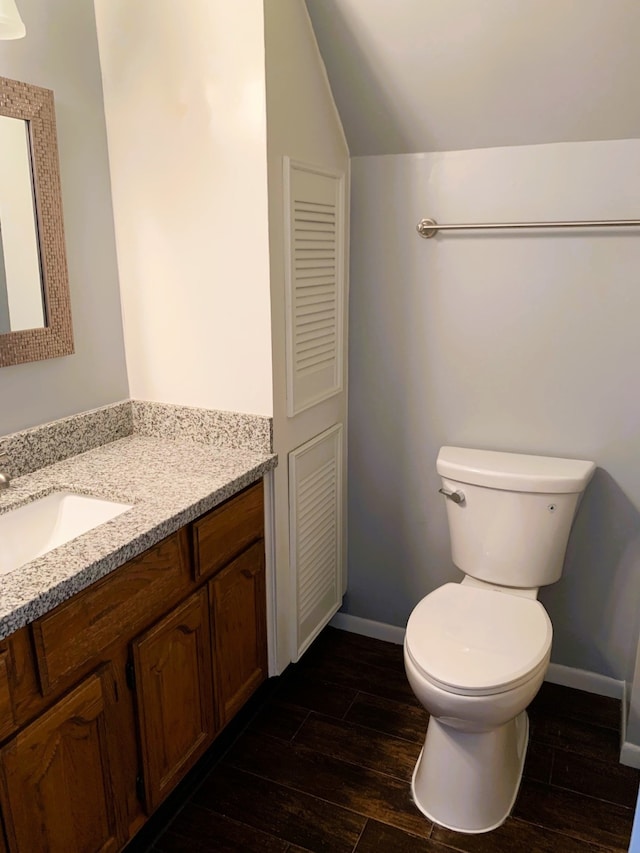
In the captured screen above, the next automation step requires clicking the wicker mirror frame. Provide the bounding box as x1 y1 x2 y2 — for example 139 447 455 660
0 76 73 367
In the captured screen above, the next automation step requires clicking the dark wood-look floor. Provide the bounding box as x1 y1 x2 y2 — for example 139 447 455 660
147 627 639 853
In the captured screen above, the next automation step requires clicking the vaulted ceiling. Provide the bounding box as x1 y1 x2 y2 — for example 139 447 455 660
304 0 640 156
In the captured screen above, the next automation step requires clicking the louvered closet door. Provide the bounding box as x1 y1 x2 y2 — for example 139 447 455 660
289 424 343 657
284 160 344 416
284 159 347 659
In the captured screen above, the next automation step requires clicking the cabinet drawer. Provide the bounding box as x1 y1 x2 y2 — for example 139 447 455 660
192 481 264 581
32 530 191 694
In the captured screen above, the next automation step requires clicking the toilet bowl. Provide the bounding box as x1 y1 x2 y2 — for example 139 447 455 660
404 582 552 833
404 446 595 834
405 582 552 726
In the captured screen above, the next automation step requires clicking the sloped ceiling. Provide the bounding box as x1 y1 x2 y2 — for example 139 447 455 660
304 0 640 155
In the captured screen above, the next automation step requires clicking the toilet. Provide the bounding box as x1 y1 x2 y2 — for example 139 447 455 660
404 446 595 834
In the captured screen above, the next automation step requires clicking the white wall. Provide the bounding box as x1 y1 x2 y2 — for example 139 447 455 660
94 0 273 417
264 0 350 670
0 0 129 435
348 140 640 682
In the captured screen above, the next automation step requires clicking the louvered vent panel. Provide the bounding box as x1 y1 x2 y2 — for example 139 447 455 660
289 424 343 658
285 160 345 416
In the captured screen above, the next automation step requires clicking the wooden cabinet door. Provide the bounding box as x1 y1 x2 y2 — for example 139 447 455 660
132 588 215 812
0 670 121 853
209 540 268 728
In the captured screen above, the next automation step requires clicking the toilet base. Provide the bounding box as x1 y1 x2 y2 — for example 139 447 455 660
411 710 529 834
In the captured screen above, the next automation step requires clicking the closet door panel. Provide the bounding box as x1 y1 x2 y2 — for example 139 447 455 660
289 423 343 658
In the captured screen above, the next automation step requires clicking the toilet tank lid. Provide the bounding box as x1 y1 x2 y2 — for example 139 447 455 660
437 446 596 493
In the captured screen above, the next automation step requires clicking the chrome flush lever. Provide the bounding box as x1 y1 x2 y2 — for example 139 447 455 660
439 487 465 504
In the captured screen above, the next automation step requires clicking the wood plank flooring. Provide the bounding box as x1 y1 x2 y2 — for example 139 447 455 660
147 627 639 853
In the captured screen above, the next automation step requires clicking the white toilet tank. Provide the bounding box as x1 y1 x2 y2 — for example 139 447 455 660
437 447 596 588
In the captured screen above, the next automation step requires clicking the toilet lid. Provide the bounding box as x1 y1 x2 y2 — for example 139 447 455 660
405 583 552 696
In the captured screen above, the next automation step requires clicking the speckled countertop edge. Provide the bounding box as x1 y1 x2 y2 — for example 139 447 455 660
0 435 277 640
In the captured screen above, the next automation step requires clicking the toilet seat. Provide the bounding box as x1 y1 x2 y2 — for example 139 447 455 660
405 583 552 697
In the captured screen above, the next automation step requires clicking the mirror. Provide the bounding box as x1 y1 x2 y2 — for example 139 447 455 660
0 113 45 333
0 76 73 366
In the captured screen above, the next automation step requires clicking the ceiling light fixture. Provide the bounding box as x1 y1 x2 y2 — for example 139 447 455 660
0 0 25 39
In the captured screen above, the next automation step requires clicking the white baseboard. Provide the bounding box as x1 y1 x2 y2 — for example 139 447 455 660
621 741 640 770
330 612 626 700
545 662 624 699
329 612 405 645
619 682 640 768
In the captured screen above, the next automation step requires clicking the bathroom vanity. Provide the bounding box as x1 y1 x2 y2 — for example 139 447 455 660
0 426 275 852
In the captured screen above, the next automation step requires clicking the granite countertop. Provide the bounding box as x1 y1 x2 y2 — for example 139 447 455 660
0 435 277 640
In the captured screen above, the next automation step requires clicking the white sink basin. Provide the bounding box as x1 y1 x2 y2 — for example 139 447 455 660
0 491 133 576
